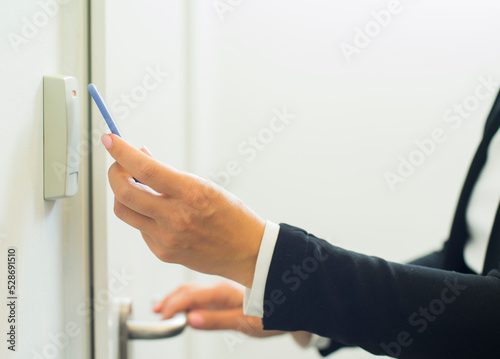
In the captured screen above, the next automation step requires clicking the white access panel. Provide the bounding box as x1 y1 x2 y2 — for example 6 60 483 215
43 75 81 200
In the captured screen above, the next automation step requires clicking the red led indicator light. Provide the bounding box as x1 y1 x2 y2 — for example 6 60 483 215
71 90 77 97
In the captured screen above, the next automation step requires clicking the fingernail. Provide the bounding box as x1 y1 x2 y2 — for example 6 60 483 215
101 134 112 150
142 146 152 156
188 312 204 328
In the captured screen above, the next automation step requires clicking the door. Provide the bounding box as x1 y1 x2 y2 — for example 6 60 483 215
90 0 191 358
91 1 500 359
0 0 91 358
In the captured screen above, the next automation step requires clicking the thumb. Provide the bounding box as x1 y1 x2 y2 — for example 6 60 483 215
101 133 184 194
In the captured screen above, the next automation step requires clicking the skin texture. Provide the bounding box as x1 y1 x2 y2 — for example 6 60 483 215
153 283 283 337
102 133 266 287
103 134 313 345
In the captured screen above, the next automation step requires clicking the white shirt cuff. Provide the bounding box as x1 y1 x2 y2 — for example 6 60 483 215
243 220 280 317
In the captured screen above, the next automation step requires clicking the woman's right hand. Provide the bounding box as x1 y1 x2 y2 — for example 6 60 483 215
153 283 285 338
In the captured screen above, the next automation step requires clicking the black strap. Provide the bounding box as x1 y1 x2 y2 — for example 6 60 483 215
485 89 500 130
444 90 500 270
483 201 500 273
479 93 500 273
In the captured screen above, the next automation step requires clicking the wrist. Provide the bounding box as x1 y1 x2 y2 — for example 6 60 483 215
237 216 266 287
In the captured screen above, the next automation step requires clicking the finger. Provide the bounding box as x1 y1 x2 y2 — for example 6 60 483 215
187 309 277 338
113 198 156 233
154 285 200 313
161 284 242 319
160 291 200 319
140 146 153 157
108 161 166 218
189 310 280 338
187 309 242 331
102 134 187 195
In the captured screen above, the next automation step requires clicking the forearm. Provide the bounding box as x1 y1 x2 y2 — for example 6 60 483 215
262 224 500 358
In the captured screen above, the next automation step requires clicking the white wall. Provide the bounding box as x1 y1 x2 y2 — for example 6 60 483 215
103 0 500 358
188 1 500 358
0 0 91 358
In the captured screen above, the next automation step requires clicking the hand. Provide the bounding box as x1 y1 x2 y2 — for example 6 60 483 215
153 283 284 338
102 134 266 287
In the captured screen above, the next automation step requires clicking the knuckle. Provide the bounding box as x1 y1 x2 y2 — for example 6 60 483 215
153 237 177 263
248 317 263 330
216 282 232 291
238 318 262 335
115 185 134 206
179 283 198 292
113 202 125 219
184 185 215 215
182 179 216 212
138 161 157 181
178 284 191 292
108 162 119 179
201 179 220 199
157 249 174 263
172 206 195 232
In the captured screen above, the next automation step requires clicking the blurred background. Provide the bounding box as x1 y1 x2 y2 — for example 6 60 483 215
103 0 500 358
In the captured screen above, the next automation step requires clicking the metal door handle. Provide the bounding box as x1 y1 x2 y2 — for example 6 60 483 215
127 315 187 340
113 297 187 359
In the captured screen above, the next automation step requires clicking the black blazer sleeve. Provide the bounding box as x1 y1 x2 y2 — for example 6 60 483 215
262 224 500 359
316 247 472 357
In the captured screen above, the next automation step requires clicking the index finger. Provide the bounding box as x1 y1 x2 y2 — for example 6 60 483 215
101 133 187 196
159 289 225 319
